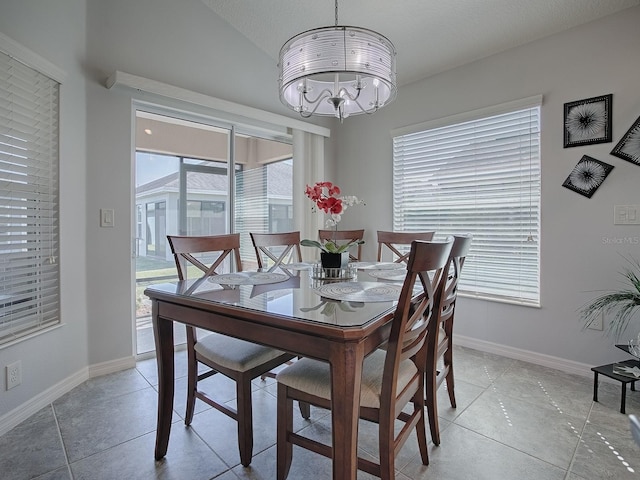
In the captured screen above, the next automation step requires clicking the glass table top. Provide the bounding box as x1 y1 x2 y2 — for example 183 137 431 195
144 265 410 328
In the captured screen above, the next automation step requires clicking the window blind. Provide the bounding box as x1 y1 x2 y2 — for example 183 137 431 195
393 104 541 305
0 50 60 345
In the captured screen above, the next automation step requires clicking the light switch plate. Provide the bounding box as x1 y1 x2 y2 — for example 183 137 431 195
614 205 640 225
100 208 115 227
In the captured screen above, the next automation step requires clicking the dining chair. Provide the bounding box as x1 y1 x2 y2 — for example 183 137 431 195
275 238 453 480
425 234 472 446
318 228 365 261
377 230 436 263
249 231 303 271
248 231 306 388
166 234 296 467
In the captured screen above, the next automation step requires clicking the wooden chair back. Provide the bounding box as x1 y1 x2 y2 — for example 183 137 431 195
424 234 472 446
376 230 435 263
318 229 365 261
383 238 452 394
249 231 302 271
441 235 472 324
167 234 242 280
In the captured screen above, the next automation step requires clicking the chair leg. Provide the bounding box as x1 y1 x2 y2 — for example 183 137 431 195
237 376 254 467
414 399 430 466
378 409 395 480
445 364 456 408
277 383 293 480
443 325 456 408
298 400 310 419
425 370 441 446
184 328 197 426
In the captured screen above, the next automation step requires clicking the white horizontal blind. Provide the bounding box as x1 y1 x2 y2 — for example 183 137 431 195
0 50 60 344
393 105 540 305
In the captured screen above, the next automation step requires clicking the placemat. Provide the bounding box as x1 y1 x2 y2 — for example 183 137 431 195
314 281 403 302
207 272 289 286
352 262 405 271
366 269 407 281
282 262 314 270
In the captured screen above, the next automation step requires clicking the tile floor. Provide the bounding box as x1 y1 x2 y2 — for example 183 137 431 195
1 345 639 480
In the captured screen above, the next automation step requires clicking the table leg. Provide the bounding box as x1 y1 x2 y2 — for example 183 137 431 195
621 383 627 414
329 341 365 480
152 300 175 460
593 371 599 402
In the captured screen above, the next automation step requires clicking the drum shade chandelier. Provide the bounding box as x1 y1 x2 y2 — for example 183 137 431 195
278 0 397 122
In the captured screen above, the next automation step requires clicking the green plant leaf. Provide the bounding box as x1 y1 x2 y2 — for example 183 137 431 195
334 240 365 253
579 255 640 340
323 241 339 253
300 239 325 251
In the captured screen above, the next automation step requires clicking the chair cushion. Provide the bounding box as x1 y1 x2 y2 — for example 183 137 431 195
276 349 417 408
195 333 287 372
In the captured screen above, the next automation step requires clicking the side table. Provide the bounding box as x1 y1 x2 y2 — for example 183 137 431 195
591 345 640 414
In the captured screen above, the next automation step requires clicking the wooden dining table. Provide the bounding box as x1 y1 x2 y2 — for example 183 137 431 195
145 265 406 479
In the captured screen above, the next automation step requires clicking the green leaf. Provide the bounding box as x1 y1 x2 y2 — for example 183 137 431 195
334 240 365 253
323 241 339 253
579 255 640 340
300 239 325 250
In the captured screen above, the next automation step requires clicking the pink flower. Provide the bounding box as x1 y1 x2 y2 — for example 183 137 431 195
305 181 362 227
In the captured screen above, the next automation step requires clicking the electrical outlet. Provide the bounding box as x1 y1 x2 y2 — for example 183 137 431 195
6 360 22 390
588 312 604 331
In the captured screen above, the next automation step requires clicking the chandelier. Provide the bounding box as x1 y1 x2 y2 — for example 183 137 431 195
278 0 397 122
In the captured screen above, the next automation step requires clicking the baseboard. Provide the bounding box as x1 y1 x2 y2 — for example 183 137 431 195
0 355 136 437
88 355 136 378
0 367 88 437
455 334 594 379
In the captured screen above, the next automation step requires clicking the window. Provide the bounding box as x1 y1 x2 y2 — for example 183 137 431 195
0 49 61 344
392 98 541 306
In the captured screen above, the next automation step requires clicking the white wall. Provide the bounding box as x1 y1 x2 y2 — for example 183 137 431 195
336 6 640 368
0 0 88 415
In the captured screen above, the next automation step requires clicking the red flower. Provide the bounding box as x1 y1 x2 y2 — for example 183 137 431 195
317 196 343 214
305 181 362 227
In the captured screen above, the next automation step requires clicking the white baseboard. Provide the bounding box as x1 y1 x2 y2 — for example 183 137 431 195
0 367 88 437
0 356 136 437
88 355 136 378
455 334 594 379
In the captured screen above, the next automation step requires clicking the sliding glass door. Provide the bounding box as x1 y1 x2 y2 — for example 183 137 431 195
133 110 293 355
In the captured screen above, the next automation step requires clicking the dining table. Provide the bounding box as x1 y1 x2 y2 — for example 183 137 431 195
144 262 409 479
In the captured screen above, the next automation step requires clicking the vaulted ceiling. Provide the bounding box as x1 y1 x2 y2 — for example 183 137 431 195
204 0 640 86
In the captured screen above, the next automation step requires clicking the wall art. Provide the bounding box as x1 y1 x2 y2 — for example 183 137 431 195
562 155 613 198
611 115 640 166
563 94 612 148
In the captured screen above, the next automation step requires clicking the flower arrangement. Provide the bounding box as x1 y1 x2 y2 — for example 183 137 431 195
300 181 365 254
580 256 640 340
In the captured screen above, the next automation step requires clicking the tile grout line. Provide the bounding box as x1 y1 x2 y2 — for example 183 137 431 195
450 358 578 477
50 403 75 479
564 400 594 480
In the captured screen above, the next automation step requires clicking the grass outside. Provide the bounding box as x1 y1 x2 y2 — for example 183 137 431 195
135 255 178 318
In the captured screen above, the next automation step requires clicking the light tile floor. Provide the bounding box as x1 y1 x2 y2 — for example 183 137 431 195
2 345 640 479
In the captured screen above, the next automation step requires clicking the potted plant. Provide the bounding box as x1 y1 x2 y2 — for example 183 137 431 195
580 256 640 340
301 181 364 270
